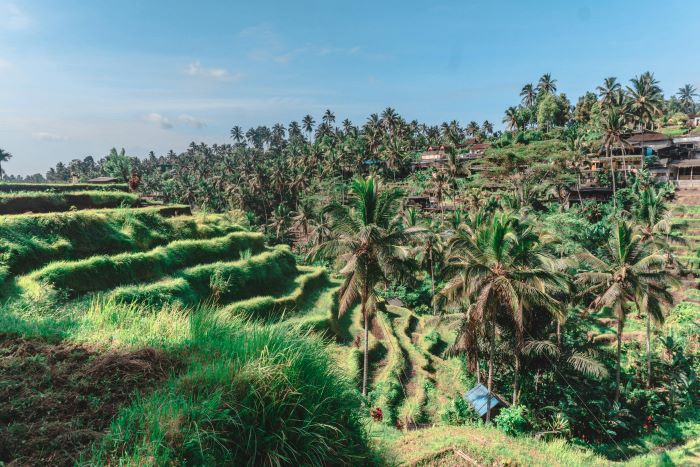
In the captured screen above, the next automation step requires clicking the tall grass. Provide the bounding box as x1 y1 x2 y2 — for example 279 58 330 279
108 246 298 306
0 190 139 214
218 265 329 320
0 209 243 285
84 318 370 466
20 232 265 295
0 182 129 193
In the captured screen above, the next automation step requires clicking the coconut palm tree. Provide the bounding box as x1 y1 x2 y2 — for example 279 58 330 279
322 109 336 127
0 148 12 178
576 222 670 401
596 77 622 111
520 83 536 108
466 121 480 139
229 125 244 144
440 213 564 416
302 114 315 140
482 120 494 137
537 73 557 95
634 186 680 386
677 84 698 114
627 72 663 130
601 107 629 207
311 176 419 397
503 107 520 133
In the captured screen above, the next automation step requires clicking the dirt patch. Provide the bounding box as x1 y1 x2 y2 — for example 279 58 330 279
0 334 177 466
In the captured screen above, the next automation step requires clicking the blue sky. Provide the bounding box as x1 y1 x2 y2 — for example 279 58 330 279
1 0 699 175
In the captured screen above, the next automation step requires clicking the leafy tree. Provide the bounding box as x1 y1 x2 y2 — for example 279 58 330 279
537 73 557 95
0 148 12 178
520 83 536 108
576 222 670 401
312 176 419 396
102 147 133 182
676 84 698 114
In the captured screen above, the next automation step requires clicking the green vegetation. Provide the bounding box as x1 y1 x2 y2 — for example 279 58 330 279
0 190 139 214
0 182 129 192
2 70 699 465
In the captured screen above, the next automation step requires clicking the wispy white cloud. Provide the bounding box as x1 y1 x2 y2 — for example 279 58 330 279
0 2 31 31
144 113 173 129
144 113 207 129
177 114 206 129
32 131 68 142
185 61 238 80
0 57 12 70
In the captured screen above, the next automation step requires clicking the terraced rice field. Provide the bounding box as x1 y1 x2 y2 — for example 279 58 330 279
0 185 362 465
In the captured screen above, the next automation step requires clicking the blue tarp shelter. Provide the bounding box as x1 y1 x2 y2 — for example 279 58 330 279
464 383 508 419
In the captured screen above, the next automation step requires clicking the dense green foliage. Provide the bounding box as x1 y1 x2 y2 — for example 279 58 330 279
0 190 139 214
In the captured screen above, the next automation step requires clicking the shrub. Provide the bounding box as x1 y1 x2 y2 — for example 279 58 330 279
495 405 530 436
439 394 476 426
86 319 371 465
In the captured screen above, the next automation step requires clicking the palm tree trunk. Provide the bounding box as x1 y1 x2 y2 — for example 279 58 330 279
361 288 369 398
615 318 622 403
609 146 617 209
646 311 652 388
486 316 496 422
556 320 562 350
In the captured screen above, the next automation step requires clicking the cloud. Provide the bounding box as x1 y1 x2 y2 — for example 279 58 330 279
32 131 68 142
177 114 206 129
144 113 206 130
0 3 31 31
144 113 173 129
185 61 236 79
0 57 11 70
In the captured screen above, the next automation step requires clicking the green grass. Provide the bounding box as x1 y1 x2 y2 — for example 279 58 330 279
218 265 330 321
0 182 129 193
371 308 408 427
0 296 372 465
0 208 241 287
19 232 265 296
108 246 298 306
0 190 140 214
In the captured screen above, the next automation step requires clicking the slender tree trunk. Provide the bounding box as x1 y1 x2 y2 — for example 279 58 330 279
615 318 622 403
577 173 584 205
361 291 369 397
646 311 652 388
486 316 496 422
556 320 562 350
513 352 520 406
609 146 617 209
429 244 436 313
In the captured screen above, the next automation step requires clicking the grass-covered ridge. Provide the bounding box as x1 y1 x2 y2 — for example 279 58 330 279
107 245 298 306
18 231 266 296
0 208 239 281
0 190 139 214
0 182 129 193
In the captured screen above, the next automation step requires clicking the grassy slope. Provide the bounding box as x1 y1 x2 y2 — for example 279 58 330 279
0 190 140 214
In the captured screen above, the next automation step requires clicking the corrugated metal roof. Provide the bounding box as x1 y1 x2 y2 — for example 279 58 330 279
464 384 507 417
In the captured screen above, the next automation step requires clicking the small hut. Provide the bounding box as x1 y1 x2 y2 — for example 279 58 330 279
464 384 508 420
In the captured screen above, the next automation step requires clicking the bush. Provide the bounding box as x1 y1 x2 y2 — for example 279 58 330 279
0 182 129 193
86 318 371 465
439 394 476 426
495 405 530 436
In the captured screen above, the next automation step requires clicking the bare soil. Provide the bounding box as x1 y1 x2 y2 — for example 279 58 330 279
0 334 177 466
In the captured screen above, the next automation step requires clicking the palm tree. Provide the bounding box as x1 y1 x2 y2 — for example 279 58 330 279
322 109 336 127
440 214 564 416
627 72 663 130
482 120 494 137
596 77 622 111
312 176 419 397
466 121 480 139
503 107 519 133
601 108 629 207
302 114 315 140
677 84 698 114
576 222 670 401
229 125 244 144
0 148 12 178
537 73 557 95
520 83 536 108
634 186 680 386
